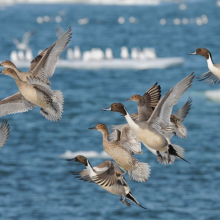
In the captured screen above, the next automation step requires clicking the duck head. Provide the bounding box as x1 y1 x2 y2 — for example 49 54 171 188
0 60 16 69
0 68 17 78
67 155 88 166
126 94 142 102
189 48 211 60
102 103 127 116
88 123 108 133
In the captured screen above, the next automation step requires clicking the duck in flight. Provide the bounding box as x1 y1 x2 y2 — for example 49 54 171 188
67 155 147 209
102 73 195 164
189 48 220 85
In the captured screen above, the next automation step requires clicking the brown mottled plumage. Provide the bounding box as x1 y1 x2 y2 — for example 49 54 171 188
89 123 150 182
0 68 63 121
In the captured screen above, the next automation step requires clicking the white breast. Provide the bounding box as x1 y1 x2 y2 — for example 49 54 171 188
207 57 220 77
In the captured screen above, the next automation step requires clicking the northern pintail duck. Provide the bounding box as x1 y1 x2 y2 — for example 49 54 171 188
189 48 220 85
67 155 146 209
102 73 195 164
110 97 192 164
89 123 150 182
109 83 161 155
0 27 72 84
127 91 192 139
0 120 10 149
0 68 63 121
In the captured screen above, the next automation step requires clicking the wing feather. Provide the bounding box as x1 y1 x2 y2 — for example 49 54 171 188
148 73 194 132
173 97 192 121
0 92 35 117
142 82 161 107
31 27 72 81
92 161 121 187
0 120 10 149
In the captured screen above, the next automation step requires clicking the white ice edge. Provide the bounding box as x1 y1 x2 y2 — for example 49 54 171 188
60 150 111 159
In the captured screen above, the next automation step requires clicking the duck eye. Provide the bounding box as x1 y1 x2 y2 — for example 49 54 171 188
6 62 7 63
115 104 117 107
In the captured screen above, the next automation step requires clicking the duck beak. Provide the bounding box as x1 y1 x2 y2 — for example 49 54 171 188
88 127 97 130
0 64 2 67
188 51 197 55
125 98 131 101
66 158 76 161
101 106 111 111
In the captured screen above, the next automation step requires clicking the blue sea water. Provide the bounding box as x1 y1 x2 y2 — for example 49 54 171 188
0 0 220 219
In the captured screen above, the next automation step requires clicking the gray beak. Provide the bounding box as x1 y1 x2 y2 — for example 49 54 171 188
0 64 2 67
188 51 197 55
66 158 76 161
0 71 2 74
101 106 111 111
88 127 97 130
125 98 132 101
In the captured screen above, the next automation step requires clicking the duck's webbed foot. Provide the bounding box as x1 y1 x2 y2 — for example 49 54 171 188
157 150 162 159
120 196 131 207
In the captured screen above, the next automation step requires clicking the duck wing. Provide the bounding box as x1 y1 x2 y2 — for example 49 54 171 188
0 120 10 149
120 124 142 155
173 97 192 121
0 92 35 117
109 124 142 155
31 27 72 82
148 73 194 134
71 169 94 183
29 48 48 73
142 82 161 107
92 161 122 187
197 68 220 85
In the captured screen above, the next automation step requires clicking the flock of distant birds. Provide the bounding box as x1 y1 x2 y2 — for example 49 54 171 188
0 26 220 209
10 28 157 63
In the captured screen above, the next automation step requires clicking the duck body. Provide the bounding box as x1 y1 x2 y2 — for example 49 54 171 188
89 124 150 182
69 155 146 209
125 113 168 152
103 139 135 171
15 79 49 109
0 68 63 121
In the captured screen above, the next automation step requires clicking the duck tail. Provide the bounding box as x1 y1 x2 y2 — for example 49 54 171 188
53 90 64 106
157 151 175 165
40 103 62 122
128 161 150 182
126 192 147 209
168 144 189 163
40 90 64 122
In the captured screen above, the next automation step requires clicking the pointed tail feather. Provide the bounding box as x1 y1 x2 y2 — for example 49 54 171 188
128 162 150 182
126 192 147 209
168 144 190 163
